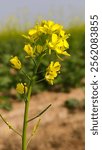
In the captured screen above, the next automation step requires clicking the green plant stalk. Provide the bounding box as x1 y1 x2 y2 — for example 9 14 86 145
22 82 32 150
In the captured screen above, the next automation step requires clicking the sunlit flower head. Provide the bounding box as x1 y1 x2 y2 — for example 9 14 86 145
10 56 21 70
23 20 70 58
48 34 70 56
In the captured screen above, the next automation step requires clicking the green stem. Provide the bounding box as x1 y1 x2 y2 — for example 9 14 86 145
34 54 46 74
22 82 32 150
27 104 51 123
36 78 45 84
22 70 31 81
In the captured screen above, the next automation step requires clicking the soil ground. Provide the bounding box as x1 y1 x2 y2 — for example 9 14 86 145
0 88 84 150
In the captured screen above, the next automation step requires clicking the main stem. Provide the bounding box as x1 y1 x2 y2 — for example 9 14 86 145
22 82 32 150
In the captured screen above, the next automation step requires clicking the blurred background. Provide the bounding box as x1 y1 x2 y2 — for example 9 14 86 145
0 0 85 150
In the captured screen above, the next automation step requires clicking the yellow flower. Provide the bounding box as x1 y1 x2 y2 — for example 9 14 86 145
42 20 63 34
16 83 28 94
45 61 61 85
24 44 34 58
48 34 70 56
28 25 43 38
10 56 21 70
23 20 70 58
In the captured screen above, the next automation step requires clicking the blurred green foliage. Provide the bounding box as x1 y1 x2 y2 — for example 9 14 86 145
0 96 12 111
61 24 85 90
0 23 85 96
64 98 85 111
64 98 80 110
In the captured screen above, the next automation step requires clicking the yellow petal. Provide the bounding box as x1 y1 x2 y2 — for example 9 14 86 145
57 40 64 47
54 62 61 71
47 20 54 27
52 24 61 31
52 34 58 43
48 42 54 48
49 61 54 68
60 30 65 37
28 29 37 36
64 40 69 48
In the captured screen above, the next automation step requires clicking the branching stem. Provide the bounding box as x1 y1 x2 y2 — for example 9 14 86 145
27 104 51 123
0 114 22 137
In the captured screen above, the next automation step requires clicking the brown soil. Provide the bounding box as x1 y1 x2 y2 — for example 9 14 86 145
0 88 84 150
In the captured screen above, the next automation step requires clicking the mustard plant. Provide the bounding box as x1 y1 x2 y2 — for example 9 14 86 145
0 20 70 150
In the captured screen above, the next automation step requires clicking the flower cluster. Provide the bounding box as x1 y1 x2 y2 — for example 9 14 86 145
10 20 70 93
45 61 61 85
23 20 70 57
